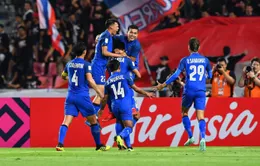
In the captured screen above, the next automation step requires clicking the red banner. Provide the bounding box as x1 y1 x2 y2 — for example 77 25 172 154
137 16 260 87
30 98 260 147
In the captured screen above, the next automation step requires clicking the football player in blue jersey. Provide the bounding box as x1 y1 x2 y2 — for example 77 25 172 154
91 18 126 116
155 37 212 151
56 42 110 151
99 59 154 151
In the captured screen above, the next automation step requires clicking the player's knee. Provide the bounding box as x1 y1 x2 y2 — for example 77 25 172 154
196 110 204 120
181 107 189 116
62 115 74 126
87 115 98 125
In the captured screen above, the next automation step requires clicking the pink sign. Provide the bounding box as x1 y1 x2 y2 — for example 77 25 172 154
0 98 30 147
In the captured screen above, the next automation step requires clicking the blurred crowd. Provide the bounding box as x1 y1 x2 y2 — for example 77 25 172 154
0 0 260 90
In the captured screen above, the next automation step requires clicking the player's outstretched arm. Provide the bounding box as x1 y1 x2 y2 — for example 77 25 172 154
86 73 104 98
132 69 141 79
155 69 181 91
131 84 155 98
102 46 125 58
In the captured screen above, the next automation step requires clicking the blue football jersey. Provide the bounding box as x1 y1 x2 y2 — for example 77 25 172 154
105 72 134 102
92 30 113 68
166 53 212 92
109 57 136 76
64 58 92 94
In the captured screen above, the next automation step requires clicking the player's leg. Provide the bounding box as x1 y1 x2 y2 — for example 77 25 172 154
115 120 126 150
86 115 109 151
56 99 78 151
194 91 206 151
78 97 110 151
182 93 195 146
114 106 133 150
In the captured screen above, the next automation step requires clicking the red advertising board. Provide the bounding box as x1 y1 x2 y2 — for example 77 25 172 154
30 98 260 147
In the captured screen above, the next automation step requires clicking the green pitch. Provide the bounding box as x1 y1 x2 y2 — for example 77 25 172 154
0 147 260 166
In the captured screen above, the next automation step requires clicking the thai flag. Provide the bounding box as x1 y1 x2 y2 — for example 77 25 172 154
36 0 65 56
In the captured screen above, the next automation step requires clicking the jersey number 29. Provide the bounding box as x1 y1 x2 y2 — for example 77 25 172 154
72 70 78 86
189 65 204 81
111 82 125 99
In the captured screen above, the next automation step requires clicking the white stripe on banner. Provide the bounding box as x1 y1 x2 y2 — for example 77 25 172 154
110 0 151 17
36 0 47 29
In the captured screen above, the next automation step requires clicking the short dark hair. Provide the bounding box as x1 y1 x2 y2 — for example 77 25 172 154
128 25 139 31
189 37 200 52
18 26 26 31
105 18 119 29
0 24 4 28
72 42 86 57
217 57 227 64
107 59 120 72
25 1 32 7
251 57 260 64
113 40 125 50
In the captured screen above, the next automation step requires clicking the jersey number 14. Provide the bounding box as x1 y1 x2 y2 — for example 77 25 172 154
111 82 125 99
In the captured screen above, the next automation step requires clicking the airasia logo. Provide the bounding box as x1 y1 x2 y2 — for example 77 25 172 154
101 99 258 147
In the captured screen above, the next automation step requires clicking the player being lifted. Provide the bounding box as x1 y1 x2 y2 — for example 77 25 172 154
56 42 110 151
99 59 154 151
91 18 126 115
104 40 141 150
155 37 212 151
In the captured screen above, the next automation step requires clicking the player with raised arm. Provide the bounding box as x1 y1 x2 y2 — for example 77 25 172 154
99 59 154 151
91 18 125 115
155 37 212 151
56 42 110 151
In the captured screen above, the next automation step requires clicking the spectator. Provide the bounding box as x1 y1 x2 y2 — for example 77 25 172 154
167 69 185 97
8 26 34 89
245 4 256 16
0 24 10 52
145 55 171 97
206 46 248 71
238 58 260 97
23 1 34 29
211 58 236 97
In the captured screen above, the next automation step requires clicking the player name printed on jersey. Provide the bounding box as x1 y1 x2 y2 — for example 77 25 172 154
107 75 124 84
68 63 84 69
115 57 125 63
186 58 206 64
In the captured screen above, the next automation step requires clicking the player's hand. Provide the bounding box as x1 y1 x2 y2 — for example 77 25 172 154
119 51 127 57
98 109 104 118
97 91 104 99
244 49 248 55
153 81 165 91
145 92 155 99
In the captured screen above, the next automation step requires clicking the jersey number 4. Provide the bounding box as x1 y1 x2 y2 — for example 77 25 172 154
189 65 205 81
111 82 125 99
72 70 78 86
